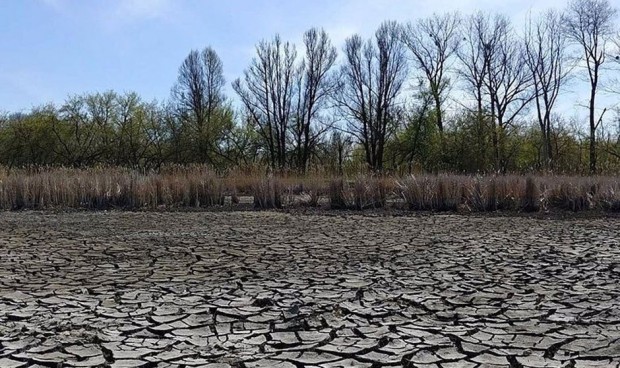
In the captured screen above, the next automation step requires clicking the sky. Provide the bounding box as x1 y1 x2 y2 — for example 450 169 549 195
0 0 600 116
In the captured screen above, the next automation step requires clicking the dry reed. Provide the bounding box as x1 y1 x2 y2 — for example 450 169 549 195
0 167 619 213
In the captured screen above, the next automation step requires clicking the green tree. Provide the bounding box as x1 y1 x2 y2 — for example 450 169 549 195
113 93 166 169
53 92 116 167
384 94 440 173
0 106 59 168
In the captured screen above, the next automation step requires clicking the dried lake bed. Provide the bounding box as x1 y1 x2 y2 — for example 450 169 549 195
1 211 619 367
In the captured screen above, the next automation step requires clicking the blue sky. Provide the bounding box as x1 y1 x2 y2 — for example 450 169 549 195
0 0 579 113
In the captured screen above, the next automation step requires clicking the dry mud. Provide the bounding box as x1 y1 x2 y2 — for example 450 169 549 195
1 211 620 368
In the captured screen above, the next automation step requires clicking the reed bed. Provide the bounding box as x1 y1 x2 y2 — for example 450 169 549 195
0 167 225 210
0 167 619 212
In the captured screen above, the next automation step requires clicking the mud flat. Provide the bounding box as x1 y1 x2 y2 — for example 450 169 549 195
1 211 619 367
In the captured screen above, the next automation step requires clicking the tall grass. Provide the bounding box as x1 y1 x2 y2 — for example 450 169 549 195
252 176 282 209
395 174 620 213
0 167 225 210
0 167 619 213
328 178 348 209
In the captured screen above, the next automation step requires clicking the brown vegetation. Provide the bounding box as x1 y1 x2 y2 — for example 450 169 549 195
0 166 619 213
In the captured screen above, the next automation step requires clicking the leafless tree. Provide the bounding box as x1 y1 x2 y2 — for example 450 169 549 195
485 15 534 172
600 109 620 162
563 0 618 173
606 33 620 94
458 13 488 116
458 12 494 167
401 12 461 133
524 10 571 169
172 47 231 164
487 25 534 172
334 21 408 172
233 35 297 170
459 13 534 172
291 28 338 173
325 130 353 175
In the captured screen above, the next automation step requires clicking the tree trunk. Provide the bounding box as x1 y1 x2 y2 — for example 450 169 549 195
589 87 597 174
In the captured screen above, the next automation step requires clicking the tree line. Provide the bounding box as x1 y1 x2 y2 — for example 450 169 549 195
2 0 620 174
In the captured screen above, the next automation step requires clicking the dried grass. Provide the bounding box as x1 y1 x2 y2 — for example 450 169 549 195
0 167 225 210
352 176 390 210
398 175 461 211
0 167 618 213
252 176 282 209
521 177 541 212
328 178 348 209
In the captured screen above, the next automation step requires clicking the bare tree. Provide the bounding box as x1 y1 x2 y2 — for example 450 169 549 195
563 0 618 173
485 15 534 172
459 13 534 172
233 35 298 170
325 130 353 175
606 33 620 94
291 28 338 173
458 12 493 168
401 12 461 133
172 47 231 164
487 23 534 172
524 10 571 169
334 21 408 172
458 13 489 116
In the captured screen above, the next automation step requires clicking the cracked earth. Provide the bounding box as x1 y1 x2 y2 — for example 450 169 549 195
1 211 620 368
